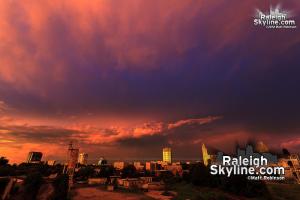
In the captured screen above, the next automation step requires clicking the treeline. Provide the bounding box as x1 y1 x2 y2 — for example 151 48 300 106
177 163 271 199
74 164 148 181
0 157 69 200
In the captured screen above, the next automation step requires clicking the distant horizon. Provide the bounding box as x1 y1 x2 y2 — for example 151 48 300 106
9 158 203 165
7 142 298 165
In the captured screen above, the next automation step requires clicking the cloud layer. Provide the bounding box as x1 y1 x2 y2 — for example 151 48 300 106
0 115 223 163
0 0 300 162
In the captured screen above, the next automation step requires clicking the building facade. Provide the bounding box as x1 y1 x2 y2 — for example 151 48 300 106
134 162 144 171
114 161 126 170
202 143 211 166
163 147 172 163
146 161 160 171
78 153 88 165
27 152 43 163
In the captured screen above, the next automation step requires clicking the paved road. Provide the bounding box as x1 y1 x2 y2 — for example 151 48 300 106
72 187 153 200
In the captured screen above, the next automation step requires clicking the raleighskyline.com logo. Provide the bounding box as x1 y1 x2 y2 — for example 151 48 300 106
254 4 296 29
210 155 285 181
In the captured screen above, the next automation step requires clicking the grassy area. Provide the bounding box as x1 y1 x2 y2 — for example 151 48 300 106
71 182 300 200
267 183 300 200
73 184 156 199
171 182 300 200
171 183 231 200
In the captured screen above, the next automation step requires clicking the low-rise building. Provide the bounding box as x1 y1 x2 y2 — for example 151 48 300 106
109 176 121 185
78 153 88 165
278 154 300 183
164 164 183 176
123 178 141 189
146 161 161 171
46 160 56 166
140 176 153 183
88 178 107 185
114 161 126 170
134 162 144 171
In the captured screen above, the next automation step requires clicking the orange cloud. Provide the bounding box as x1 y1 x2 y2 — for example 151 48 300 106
0 142 64 164
64 116 216 145
167 116 222 129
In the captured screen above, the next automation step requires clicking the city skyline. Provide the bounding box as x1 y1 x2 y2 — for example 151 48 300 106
1 0 300 164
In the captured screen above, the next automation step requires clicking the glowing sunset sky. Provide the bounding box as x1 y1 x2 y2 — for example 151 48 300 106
0 0 300 163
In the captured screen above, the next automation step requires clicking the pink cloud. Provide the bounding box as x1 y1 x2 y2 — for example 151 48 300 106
280 138 300 152
2 0 290 92
167 116 222 129
0 101 10 112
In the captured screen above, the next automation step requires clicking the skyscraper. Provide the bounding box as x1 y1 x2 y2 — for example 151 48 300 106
78 153 88 165
66 142 79 190
163 147 172 163
27 152 43 163
202 143 211 166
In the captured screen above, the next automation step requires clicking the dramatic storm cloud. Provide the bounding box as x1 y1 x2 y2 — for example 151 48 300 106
0 0 300 163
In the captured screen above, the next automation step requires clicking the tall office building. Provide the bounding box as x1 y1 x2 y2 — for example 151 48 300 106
27 152 43 163
78 153 88 165
66 142 79 190
163 147 172 163
202 143 211 166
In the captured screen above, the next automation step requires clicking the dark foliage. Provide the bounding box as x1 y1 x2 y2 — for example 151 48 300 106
160 171 176 191
98 165 114 178
121 164 137 178
181 163 190 170
23 172 43 200
220 175 270 198
282 148 291 156
187 163 270 198
50 174 69 200
0 157 9 167
189 163 219 187
0 178 9 196
75 166 95 180
15 163 52 177
0 165 16 176
181 170 190 183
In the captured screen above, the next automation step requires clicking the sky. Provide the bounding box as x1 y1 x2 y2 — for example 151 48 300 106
0 0 300 163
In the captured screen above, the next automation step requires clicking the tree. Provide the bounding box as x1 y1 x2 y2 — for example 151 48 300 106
160 171 175 192
121 165 137 178
50 174 69 200
0 178 9 195
182 170 190 183
75 166 95 180
24 172 43 200
221 175 270 198
0 157 9 166
98 165 114 178
0 165 15 176
190 163 212 186
282 148 290 156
